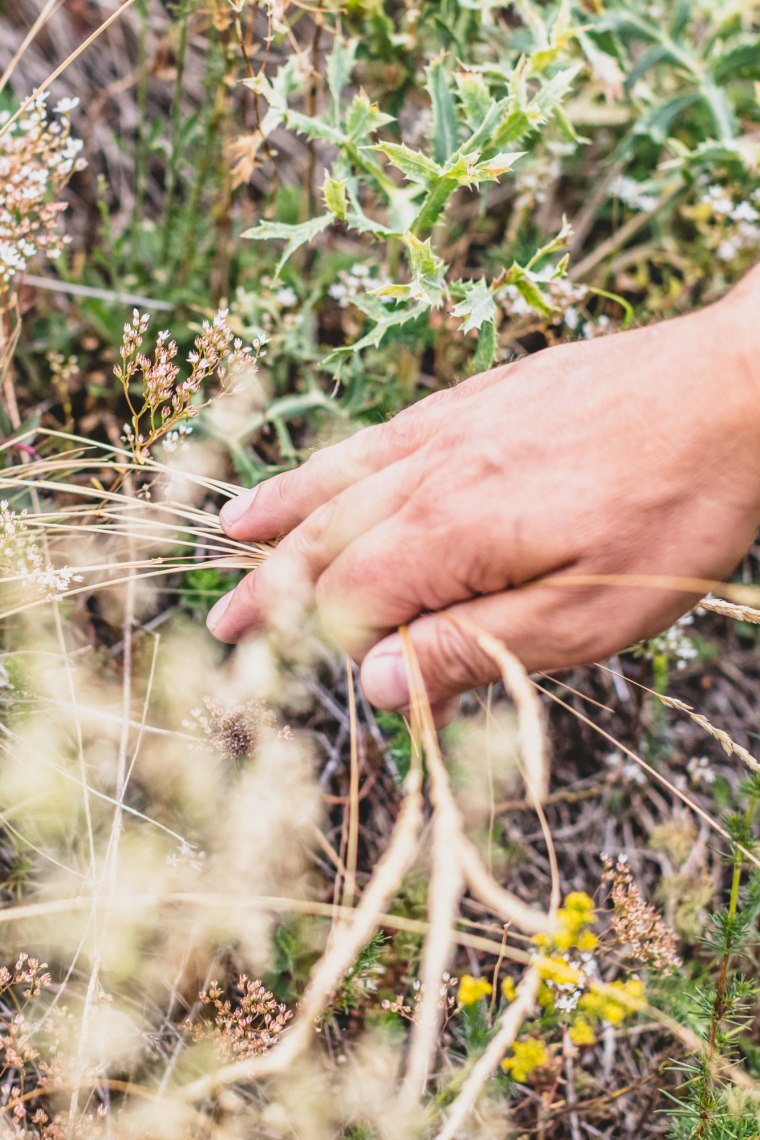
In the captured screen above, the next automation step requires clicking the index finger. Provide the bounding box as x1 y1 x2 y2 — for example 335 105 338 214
219 364 510 542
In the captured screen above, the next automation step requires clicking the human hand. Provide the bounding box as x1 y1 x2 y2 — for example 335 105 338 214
207 272 760 715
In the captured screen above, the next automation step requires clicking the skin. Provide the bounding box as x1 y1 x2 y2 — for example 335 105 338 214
207 266 760 721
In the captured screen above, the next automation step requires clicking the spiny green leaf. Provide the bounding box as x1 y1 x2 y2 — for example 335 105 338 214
712 38 760 83
451 278 497 333
323 176 348 220
469 150 525 182
344 210 397 238
282 108 346 145
473 319 497 373
405 233 445 282
503 265 553 316
346 92 395 142
372 142 443 185
242 215 332 278
327 37 358 112
427 55 459 164
321 302 427 366
455 71 493 130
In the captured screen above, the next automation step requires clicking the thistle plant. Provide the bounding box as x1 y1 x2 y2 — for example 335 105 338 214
242 9 585 378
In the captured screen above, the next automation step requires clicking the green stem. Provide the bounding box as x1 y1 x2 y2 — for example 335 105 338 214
131 0 150 245
161 0 191 264
696 802 753 1137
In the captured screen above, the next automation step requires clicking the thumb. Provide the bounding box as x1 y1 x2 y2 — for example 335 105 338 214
359 584 580 710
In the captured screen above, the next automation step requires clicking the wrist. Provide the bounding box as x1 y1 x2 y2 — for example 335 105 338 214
720 265 760 413
712 267 760 514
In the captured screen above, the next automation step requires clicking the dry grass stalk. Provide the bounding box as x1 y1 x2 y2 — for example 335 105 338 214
178 767 425 1100
594 661 760 775
0 0 140 144
397 624 555 1116
535 681 760 869
399 627 465 1107
657 694 760 773
454 617 549 808
698 596 760 624
459 839 552 936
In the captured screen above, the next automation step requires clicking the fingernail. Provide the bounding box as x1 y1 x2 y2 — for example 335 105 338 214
220 485 258 530
361 651 409 710
206 588 234 634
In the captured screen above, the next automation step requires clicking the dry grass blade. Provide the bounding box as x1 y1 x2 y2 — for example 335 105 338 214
177 768 425 1099
400 627 465 1107
459 839 551 936
593 662 760 773
534 681 760 869
658 694 760 773
698 596 760 624
0 0 61 93
398 624 554 1117
540 571 760 610
0 0 140 141
451 617 548 807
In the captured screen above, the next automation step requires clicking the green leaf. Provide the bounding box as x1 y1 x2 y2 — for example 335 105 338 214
455 72 493 131
346 92 395 142
526 216 573 270
451 278 497 334
321 302 427 367
427 56 459 163
469 150 525 183
242 215 332 277
372 142 443 185
503 265 553 316
405 234 444 282
473 320 497 373
282 108 346 145
712 38 760 83
327 37 357 112
344 210 397 238
323 176 348 220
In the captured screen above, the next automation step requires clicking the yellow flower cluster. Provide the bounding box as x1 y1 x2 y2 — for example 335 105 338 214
501 976 516 1002
568 1017 595 1046
578 978 645 1026
536 956 582 988
501 1038 549 1082
533 891 599 953
457 974 492 1007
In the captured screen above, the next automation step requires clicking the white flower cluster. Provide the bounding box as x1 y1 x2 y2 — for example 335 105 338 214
161 421 193 454
329 261 390 307
701 184 760 264
686 754 716 788
0 499 82 599
605 749 647 786
647 613 698 669
496 270 592 332
0 92 86 288
608 175 659 214
547 950 599 1015
513 158 560 215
